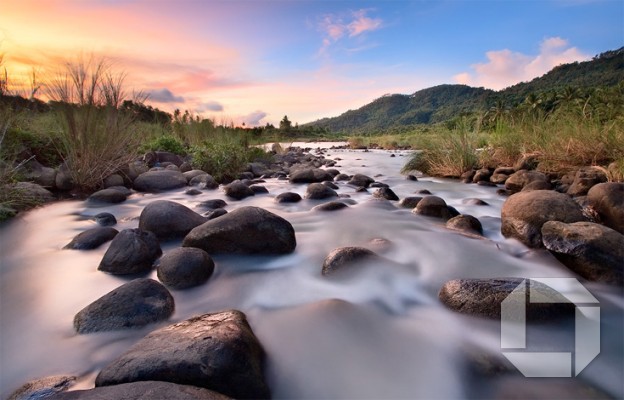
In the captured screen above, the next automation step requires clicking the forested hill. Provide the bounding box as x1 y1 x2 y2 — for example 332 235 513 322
306 47 623 134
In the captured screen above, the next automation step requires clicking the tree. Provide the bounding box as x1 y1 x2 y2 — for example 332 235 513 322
279 115 292 132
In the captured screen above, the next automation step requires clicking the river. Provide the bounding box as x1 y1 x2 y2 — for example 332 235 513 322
0 144 622 399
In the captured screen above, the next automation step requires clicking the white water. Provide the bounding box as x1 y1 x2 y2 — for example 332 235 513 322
1 145 622 399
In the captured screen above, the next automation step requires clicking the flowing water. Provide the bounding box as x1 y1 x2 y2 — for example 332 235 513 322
0 144 622 399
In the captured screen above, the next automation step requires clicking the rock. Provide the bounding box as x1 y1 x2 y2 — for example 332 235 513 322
64 227 119 250
197 199 228 210
472 168 492 183
94 310 270 399
324 168 341 177
305 182 338 200
87 188 128 204
93 212 117 226
446 215 483 236
289 168 332 183
567 166 608 197
501 190 585 248
311 201 349 212
347 173 374 188
334 173 350 181
250 185 269 194
133 170 187 192
139 200 207 240
439 278 574 320
239 172 254 181
322 246 379 276
412 195 453 220
587 182 624 234
275 192 302 203
406 174 418 181
399 196 422 208
156 247 215 289
55 163 74 191
185 188 202 196
8 375 76 400
542 221 624 286
49 381 231 400
179 162 193 173
322 181 339 190
74 279 174 334
98 229 162 274
224 180 255 200
504 170 548 193
520 180 552 192
373 187 399 201
418 189 432 195
203 208 228 220
183 169 209 181
189 173 219 189
490 173 510 185
126 161 149 181
461 170 476 183
462 198 489 206
143 151 184 167
103 174 124 188
513 154 539 171
107 185 132 196
370 182 389 188
18 159 57 188
183 206 296 254
10 182 54 204
493 167 515 175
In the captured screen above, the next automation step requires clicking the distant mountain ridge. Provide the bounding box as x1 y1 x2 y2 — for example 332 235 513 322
306 47 624 134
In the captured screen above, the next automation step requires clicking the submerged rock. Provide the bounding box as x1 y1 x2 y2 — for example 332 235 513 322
305 182 338 199
322 246 379 276
156 247 215 290
312 201 349 212
98 229 162 275
275 192 302 203
224 180 255 200
139 200 206 240
446 215 483 236
412 195 453 220
63 227 118 250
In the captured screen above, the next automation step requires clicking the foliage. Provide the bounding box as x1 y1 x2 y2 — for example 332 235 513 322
141 134 186 155
189 132 251 183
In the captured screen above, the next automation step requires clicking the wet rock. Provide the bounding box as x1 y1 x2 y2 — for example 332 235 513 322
49 381 231 400
477 181 496 187
439 278 574 320
305 182 338 199
370 182 389 188
472 168 492 183
412 195 453 220
94 212 117 226
74 278 174 334
183 206 296 255
156 247 215 290
399 196 422 208
189 173 219 189
98 229 162 274
334 173 350 181
203 208 228 220
542 221 624 286
183 169 209 182
224 180 255 200
418 189 432 195
8 375 76 400
312 201 349 212
504 170 548 193
520 180 552 192
501 190 585 248
347 173 375 188
248 162 270 177
185 188 202 196
64 227 119 250
461 170 476 183
95 310 270 400
322 181 339 190
289 168 332 183
275 192 302 203
567 166 608 197
139 200 207 240
322 246 379 276
103 174 124 188
197 199 227 210
324 168 341 178
107 185 132 196
133 170 187 193
373 187 399 201
587 182 624 234
446 215 483 236
250 185 269 194
490 173 510 185
406 174 418 181
87 188 128 204
462 198 489 206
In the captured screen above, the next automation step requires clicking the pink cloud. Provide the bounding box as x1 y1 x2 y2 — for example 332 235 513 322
348 10 383 37
318 9 382 56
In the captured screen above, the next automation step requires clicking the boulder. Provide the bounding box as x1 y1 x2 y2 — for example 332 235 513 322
183 169 210 182
197 199 228 210
587 182 624 234
289 168 332 183
439 278 574 320
87 188 128 204
250 185 269 194
203 208 228 220
133 170 187 193
185 188 202 196
322 181 339 190
412 195 453 220
311 201 349 212
399 196 422 208
73 279 174 334
334 173 350 181
472 168 492 183
183 206 296 254
224 180 255 200
520 180 552 192
93 212 117 226
103 174 124 188
18 159 57 188
567 166 608 197
139 200 206 240
50 381 231 400
275 192 302 203
94 310 270 399
322 246 379 276
8 375 76 400
304 183 338 200
504 170 548 194
490 173 510 185
10 182 54 204
542 221 624 286
501 190 585 248
373 187 399 201
156 247 215 290
64 227 119 250
55 162 74 191
189 173 219 189
347 173 374 188
98 229 162 274
446 215 483 236
461 198 489 206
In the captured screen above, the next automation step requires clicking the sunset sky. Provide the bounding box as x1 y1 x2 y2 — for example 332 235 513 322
1 0 622 126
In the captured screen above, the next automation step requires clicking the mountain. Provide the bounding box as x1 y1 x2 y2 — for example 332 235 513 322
306 47 624 134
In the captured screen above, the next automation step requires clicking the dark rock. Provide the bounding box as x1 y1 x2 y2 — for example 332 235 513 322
501 190 585 248
103 174 124 188
49 381 231 400
94 212 117 226
203 208 228 220
183 169 210 182
355 187 368 193
373 187 399 201
567 166 608 197
418 189 432 195
64 227 119 250
324 168 341 177
497 188 510 196
477 181 497 187
107 185 132 196
18 159 57 188
126 161 149 181
446 215 483 235
587 182 624 234
248 162 270 177
289 168 332 183
87 188 128 204
493 167 515 175
189 174 219 189
185 188 202 196
472 168 492 183
8 375 76 400
439 278 574 320
461 170 476 183
179 162 193 173
334 173 350 181
239 171 255 181
542 221 624 286
197 199 228 210
133 170 187 193
139 200 206 240
505 170 548 193
156 247 215 289
322 181 339 190
347 173 374 188
305 183 338 199
94 310 270 400
412 195 452 220
55 163 74 191
275 192 302 203
183 206 296 254
322 246 379 276
250 185 269 194
311 201 349 212
520 180 552 192
490 173 510 185
98 229 162 274
399 196 422 208
223 180 255 200
406 174 418 181
462 198 489 206
74 279 174 334
370 182 389 188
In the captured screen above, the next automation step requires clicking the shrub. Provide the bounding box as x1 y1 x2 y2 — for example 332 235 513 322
190 135 249 183
141 134 186 155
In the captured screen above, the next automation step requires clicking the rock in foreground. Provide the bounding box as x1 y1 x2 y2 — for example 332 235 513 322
156 247 215 289
98 229 162 274
139 200 206 240
49 381 231 400
63 227 118 250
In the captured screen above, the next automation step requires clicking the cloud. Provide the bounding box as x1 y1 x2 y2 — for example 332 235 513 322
348 9 382 37
241 111 268 126
318 9 383 56
196 101 224 112
453 37 589 90
147 88 184 103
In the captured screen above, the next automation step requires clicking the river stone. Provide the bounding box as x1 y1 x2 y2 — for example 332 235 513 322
98 229 162 274
490 173 510 185
139 200 206 240
587 182 624 234
504 170 548 194
312 201 349 212
513 154 539 171
74 278 174 334
542 221 624 286
446 215 483 236
183 206 296 254
289 168 332 183
156 247 215 290
203 208 228 220
472 168 492 183
197 199 228 210
250 185 269 194
185 188 202 196
501 190 585 248
334 173 350 181
49 381 232 400
275 192 302 203
439 278 574 321
64 227 119 250
94 212 117 226
305 182 338 199
224 180 255 200
144 151 184 167
347 173 375 188
322 181 339 190
8 375 76 400
373 187 399 201
189 173 219 189
322 246 379 276
520 180 552 192
103 174 124 188
183 169 209 182
567 166 608 197
55 163 74 191
133 170 187 192
94 310 270 399
399 196 422 208
462 198 489 206
412 195 452 220
87 188 128 204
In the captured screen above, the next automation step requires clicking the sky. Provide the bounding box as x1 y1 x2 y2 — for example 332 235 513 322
1 0 622 126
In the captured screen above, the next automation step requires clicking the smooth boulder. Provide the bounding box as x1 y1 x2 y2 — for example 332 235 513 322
587 182 624 234
446 215 483 236
48 381 231 400
312 201 349 212
412 195 453 220
64 227 118 250
224 180 255 200
504 170 548 194
275 192 302 203
322 246 379 276
304 183 338 200
347 173 374 188
87 188 128 204
289 168 332 183
373 187 399 201
156 247 215 289
133 170 187 193
98 229 162 274
139 200 206 240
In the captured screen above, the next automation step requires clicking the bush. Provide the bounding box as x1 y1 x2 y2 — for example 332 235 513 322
141 135 186 155
190 136 249 183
